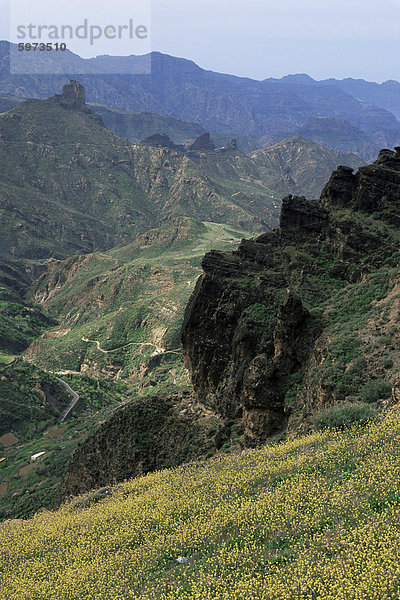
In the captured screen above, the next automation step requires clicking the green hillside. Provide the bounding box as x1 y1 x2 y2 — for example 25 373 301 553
0 360 71 438
24 217 253 386
0 81 284 265
0 358 127 520
248 137 364 199
0 257 55 355
0 96 22 114
0 81 366 265
0 93 151 260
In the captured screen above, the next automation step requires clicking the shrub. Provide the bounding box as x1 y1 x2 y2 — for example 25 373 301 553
313 403 376 431
359 380 392 404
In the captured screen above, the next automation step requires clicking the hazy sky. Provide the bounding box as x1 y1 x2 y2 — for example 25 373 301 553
2 0 400 82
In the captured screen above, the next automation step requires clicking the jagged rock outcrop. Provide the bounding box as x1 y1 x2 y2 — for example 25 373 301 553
321 148 400 222
278 196 329 238
142 133 184 151
51 80 90 112
241 293 310 443
188 132 216 152
181 234 317 444
181 149 400 444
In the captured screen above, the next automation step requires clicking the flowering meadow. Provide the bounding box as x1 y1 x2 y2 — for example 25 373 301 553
2 409 400 599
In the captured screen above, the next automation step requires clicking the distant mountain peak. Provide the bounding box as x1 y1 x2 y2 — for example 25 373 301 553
280 73 316 84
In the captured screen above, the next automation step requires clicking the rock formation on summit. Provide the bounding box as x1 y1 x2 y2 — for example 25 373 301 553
51 80 91 113
188 132 216 152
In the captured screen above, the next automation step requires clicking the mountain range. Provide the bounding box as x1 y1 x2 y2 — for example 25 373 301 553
1 42 400 159
0 79 363 265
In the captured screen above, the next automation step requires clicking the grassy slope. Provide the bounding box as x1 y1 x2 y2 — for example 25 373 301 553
0 360 70 438
279 209 400 424
1 408 400 598
248 136 364 199
25 218 253 387
0 99 152 259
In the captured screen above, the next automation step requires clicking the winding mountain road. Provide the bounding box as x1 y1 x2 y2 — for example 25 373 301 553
81 337 180 356
56 377 80 423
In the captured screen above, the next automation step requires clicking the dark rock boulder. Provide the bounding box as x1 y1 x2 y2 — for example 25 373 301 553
279 196 329 240
188 132 215 152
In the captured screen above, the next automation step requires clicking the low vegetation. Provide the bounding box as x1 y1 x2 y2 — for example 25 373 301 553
2 407 400 599
312 402 377 430
0 361 127 520
26 218 253 386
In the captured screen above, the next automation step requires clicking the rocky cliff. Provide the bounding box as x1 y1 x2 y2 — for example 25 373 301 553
181 149 400 444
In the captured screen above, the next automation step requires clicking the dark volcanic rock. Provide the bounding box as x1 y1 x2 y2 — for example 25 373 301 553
321 149 400 223
188 133 216 152
181 149 400 444
181 247 313 445
142 132 184 151
279 196 329 240
320 165 357 209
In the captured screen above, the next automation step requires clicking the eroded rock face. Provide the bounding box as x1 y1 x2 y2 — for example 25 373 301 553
181 227 316 445
279 196 328 239
241 294 309 443
321 149 400 222
181 149 400 444
60 80 86 110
